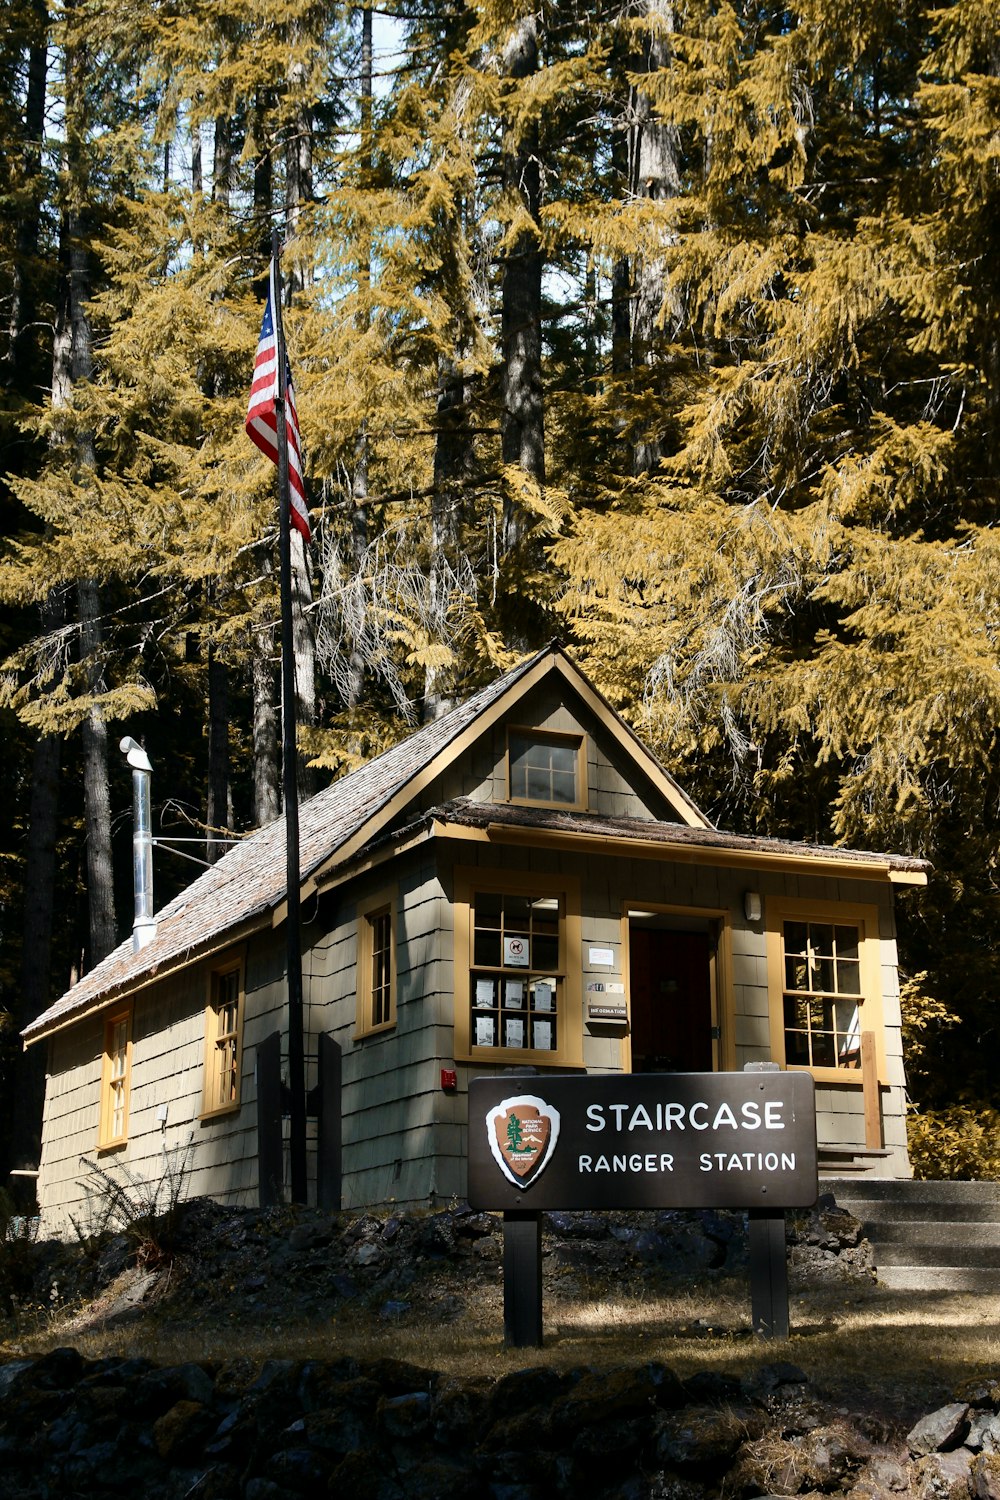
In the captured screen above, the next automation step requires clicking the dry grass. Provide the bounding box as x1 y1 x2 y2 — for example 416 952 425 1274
9 1274 1000 1429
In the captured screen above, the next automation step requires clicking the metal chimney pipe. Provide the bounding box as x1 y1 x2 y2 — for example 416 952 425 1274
120 737 155 952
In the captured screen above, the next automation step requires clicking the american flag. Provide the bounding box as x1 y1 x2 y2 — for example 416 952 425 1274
245 266 311 543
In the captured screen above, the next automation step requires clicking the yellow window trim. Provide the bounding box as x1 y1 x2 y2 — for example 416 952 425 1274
765 896 887 1085
454 867 583 1068
355 887 398 1039
505 726 588 812
97 1003 132 1151
201 954 245 1120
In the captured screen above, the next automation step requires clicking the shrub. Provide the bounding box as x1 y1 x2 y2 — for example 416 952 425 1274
907 1106 1000 1180
70 1136 194 1266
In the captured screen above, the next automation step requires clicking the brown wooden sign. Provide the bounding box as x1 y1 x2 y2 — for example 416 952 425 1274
468 1072 817 1212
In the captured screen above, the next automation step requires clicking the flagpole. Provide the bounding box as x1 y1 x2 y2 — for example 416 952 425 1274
270 228 308 1206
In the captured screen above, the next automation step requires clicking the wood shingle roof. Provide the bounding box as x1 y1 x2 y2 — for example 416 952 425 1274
23 646 702 1042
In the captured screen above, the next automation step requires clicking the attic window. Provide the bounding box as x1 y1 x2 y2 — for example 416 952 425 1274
507 730 584 809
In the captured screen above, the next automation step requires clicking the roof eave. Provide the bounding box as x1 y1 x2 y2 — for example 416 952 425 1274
21 913 269 1048
459 818 927 885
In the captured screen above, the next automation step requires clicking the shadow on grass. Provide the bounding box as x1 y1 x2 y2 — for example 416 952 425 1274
5 1270 1000 1430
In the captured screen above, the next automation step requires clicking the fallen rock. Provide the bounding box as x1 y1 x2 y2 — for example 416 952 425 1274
972 1452 1000 1500
909 1402 971 1457
911 1447 975 1498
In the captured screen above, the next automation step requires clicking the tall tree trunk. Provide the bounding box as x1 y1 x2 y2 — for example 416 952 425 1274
3 0 48 394
252 619 280 825
191 109 203 202
206 644 230 862
629 0 680 476
290 528 316 797
77 578 116 963
610 22 632 383
342 5 373 718
55 11 116 967
424 350 467 720
499 9 544 557
244 0 282 845
213 109 234 207
7 587 65 1179
983 29 1000 479
285 18 313 299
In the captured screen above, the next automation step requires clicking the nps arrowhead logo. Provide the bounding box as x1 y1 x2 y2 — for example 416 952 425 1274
486 1094 561 1189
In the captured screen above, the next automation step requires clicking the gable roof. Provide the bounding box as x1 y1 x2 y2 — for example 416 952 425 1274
23 646 706 1044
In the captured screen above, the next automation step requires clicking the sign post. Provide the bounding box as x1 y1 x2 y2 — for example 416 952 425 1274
468 1070 817 1347
503 1211 543 1348
749 1208 790 1339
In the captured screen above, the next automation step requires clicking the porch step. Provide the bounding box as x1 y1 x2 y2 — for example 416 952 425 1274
827 1178 1000 1292
817 1145 893 1176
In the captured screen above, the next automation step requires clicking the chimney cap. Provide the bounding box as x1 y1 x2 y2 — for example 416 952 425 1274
120 736 152 774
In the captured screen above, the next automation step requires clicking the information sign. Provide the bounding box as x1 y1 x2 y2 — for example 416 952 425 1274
468 1072 817 1212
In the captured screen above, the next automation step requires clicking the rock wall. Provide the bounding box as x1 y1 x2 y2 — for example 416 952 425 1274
1 1344 995 1499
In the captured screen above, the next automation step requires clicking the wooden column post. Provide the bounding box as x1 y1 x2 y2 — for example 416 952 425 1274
256 1031 283 1209
861 1031 883 1150
316 1032 342 1210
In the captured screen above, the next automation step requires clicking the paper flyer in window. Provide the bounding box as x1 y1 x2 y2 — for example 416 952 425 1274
475 978 495 1005
533 981 553 1012
533 1019 553 1050
504 980 524 1008
476 1016 495 1047
505 1017 524 1049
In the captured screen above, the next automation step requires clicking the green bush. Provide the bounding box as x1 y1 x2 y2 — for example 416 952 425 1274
907 1106 1000 1180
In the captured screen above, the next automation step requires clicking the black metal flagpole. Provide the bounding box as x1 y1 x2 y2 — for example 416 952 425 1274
270 228 308 1205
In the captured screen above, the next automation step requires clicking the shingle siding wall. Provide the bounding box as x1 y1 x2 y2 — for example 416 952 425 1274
36 934 289 1236
305 858 459 1209
408 680 677 823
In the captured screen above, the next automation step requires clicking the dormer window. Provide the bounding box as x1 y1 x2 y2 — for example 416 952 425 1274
507 729 585 809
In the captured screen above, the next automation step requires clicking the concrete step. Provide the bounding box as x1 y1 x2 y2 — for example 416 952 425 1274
871 1220 1000 1250
823 1178 1000 1292
876 1265 1000 1293
874 1240 1000 1269
826 1178 1000 1204
840 1198 1000 1225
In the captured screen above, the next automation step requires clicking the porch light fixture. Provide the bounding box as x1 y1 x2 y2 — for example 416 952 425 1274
744 891 762 923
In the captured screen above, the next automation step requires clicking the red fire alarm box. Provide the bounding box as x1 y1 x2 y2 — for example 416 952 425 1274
441 1068 457 1092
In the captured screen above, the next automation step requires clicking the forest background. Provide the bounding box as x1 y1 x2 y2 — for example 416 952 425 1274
1 0 998 1189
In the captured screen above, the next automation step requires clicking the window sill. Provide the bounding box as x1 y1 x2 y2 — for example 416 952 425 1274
354 1021 396 1042
458 1046 583 1069
785 1063 886 1087
199 1102 241 1122
506 795 587 813
96 1137 127 1154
